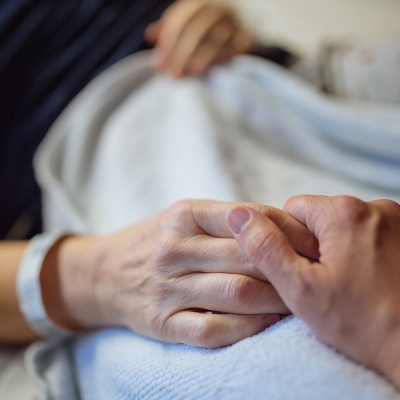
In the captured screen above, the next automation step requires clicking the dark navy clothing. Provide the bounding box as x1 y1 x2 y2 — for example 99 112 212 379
0 0 174 239
0 0 294 240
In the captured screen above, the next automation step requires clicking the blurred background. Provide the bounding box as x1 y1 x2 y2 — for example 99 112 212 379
226 0 400 57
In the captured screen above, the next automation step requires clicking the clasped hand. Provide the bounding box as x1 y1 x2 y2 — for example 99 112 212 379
52 200 317 348
45 193 400 389
228 195 400 386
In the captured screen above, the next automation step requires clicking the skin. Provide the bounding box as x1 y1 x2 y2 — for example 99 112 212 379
0 241 37 343
0 1 258 347
0 1 258 348
0 200 319 347
146 0 256 78
227 195 400 388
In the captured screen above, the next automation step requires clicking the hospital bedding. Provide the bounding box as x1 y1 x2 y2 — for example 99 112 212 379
26 51 400 399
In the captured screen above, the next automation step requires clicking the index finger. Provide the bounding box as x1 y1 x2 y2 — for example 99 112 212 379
283 195 372 242
169 200 319 260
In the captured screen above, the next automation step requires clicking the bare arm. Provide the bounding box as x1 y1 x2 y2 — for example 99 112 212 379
0 236 95 344
0 200 318 347
0 241 37 343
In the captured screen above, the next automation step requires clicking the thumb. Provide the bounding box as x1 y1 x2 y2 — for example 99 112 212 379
227 206 317 308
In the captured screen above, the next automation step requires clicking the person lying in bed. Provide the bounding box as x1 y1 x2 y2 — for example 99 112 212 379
1 0 400 393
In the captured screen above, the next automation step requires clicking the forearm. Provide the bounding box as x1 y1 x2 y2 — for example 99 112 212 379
40 235 103 332
0 241 38 343
0 236 99 344
0 199 298 348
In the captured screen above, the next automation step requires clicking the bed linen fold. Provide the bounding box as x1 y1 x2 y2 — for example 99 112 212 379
23 50 400 399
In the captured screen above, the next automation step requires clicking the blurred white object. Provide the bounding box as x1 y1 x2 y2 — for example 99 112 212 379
321 35 400 103
229 0 400 57
36 52 400 233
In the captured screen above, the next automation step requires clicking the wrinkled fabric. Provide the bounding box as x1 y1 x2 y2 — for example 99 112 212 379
36 52 400 235
28 51 400 399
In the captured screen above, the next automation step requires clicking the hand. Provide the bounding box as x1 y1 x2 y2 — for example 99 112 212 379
44 200 318 348
227 196 400 386
145 0 256 78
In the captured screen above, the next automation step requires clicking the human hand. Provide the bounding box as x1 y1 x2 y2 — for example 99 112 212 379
145 0 256 78
227 195 400 386
45 200 318 348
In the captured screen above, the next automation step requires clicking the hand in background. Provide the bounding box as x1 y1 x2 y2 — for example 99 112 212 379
145 0 256 78
45 200 318 348
228 195 400 386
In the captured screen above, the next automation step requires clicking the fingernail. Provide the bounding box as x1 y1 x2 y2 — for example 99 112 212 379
264 314 280 327
227 207 250 234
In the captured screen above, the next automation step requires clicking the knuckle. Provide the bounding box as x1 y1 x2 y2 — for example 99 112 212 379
377 198 398 207
166 200 195 225
374 199 400 214
152 276 173 300
283 195 312 214
151 234 185 274
368 208 390 248
333 195 370 223
224 275 255 309
190 319 219 348
153 235 178 261
143 274 175 313
333 197 396 246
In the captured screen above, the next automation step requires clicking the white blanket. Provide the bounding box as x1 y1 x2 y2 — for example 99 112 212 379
31 51 400 399
36 53 400 234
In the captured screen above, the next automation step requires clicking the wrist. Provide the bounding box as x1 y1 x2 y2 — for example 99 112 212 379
46 235 103 331
17 232 81 340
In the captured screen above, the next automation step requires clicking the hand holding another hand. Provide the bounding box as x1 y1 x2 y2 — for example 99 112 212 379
146 0 256 78
43 200 318 348
228 195 400 387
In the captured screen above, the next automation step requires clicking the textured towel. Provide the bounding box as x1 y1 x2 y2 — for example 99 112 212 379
73 318 400 400
30 51 400 399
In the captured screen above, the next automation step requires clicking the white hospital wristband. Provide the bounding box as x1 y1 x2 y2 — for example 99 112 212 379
17 232 77 341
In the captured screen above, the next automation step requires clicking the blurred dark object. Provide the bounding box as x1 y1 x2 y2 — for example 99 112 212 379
252 45 299 68
0 0 174 240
